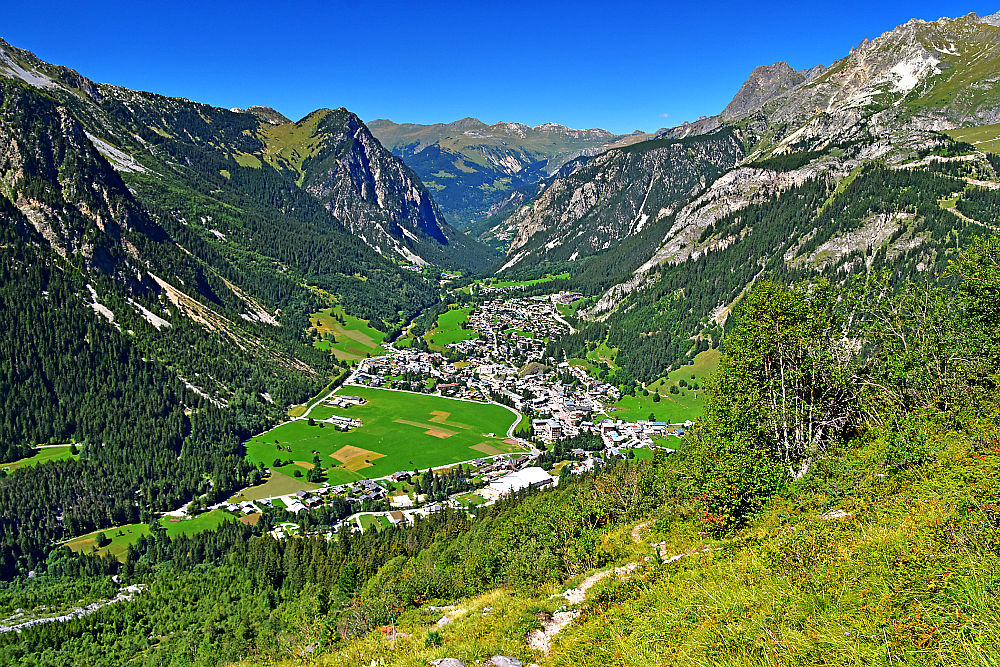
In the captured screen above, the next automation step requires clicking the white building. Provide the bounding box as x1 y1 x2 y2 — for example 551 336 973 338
483 466 557 499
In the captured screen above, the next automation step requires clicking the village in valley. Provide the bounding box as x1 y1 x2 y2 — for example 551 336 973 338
204 280 693 542
66 277 698 557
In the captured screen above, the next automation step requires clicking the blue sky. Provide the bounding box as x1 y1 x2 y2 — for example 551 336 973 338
3 1 994 134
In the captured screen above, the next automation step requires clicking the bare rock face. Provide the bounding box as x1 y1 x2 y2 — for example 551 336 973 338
489 657 524 667
429 659 467 667
293 109 495 269
499 128 746 270
720 62 806 121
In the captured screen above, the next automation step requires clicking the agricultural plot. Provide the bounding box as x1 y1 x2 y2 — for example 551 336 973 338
230 470 320 501
308 306 386 361
607 348 720 423
1 445 79 472
245 387 524 482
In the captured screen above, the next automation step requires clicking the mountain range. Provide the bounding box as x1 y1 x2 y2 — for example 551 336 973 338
428 10 1000 384
369 117 651 231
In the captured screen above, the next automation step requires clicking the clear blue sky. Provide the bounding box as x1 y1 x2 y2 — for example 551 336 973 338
3 1 994 134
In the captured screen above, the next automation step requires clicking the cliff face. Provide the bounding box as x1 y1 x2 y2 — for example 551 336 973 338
720 62 807 121
0 77 167 290
293 109 494 267
495 129 746 270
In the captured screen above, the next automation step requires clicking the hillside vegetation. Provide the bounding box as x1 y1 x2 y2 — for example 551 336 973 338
5 236 1000 666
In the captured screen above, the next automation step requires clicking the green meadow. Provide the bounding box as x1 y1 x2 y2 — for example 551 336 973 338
607 349 720 423
245 387 524 483
64 510 236 560
1 445 80 472
308 306 386 361
427 306 477 347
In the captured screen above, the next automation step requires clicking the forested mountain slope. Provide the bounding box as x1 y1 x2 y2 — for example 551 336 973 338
495 11 1000 386
0 39 458 576
0 38 494 271
5 237 1000 666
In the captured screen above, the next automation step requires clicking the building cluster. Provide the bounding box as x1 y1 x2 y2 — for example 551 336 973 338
466 298 567 342
242 289 690 539
325 395 366 409
551 291 583 305
354 349 449 386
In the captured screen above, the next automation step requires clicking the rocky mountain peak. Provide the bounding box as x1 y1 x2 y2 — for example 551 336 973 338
979 10 1000 26
720 62 806 121
231 105 291 125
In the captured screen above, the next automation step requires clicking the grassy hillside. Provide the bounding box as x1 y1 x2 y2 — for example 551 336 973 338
606 349 720 423
0 446 80 472
308 306 387 361
64 510 237 561
248 406 999 667
427 306 477 347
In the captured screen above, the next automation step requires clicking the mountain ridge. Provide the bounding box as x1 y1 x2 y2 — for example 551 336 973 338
369 117 652 229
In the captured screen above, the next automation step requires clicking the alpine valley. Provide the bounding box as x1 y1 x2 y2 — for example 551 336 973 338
2 9 1000 667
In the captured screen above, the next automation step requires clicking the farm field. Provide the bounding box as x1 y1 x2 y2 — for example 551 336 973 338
1 445 80 471
64 510 236 560
230 470 320 501
427 306 477 347
606 348 720 423
308 306 386 361
245 387 524 483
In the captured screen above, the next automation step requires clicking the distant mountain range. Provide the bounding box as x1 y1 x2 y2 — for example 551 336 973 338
369 117 651 229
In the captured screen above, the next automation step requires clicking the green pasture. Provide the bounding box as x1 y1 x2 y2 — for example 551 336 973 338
606 348 720 423
358 514 392 533
64 510 236 560
427 306 477 347
944 122 1000 152
309 306 386 361
230 470 320 501
1 445 79 472
245 387 524 482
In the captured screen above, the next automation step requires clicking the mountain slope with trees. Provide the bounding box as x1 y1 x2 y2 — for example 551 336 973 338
495 11 1000 387
4 236 1000 666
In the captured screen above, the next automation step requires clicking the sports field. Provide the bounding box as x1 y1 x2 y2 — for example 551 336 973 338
245 387 525 482
308 306 386 361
